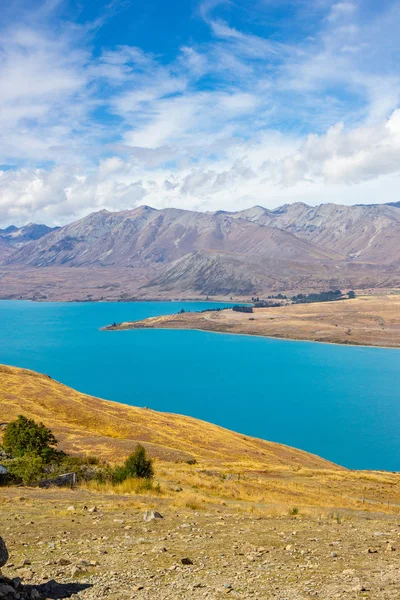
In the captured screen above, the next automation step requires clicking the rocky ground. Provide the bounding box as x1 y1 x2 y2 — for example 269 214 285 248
1 487 400 600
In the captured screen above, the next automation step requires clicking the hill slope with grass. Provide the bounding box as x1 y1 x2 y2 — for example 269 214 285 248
2 364 400 517
0 364 334 470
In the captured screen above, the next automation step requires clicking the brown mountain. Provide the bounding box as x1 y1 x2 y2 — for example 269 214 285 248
0 237 13 262
229 202 400 265
0 202 399 299
6 206 340 268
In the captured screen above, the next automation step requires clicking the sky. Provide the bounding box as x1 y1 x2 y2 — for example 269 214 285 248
1 0 400 226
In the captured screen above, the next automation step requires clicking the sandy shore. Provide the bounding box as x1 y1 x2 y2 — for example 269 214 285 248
105 294 400 348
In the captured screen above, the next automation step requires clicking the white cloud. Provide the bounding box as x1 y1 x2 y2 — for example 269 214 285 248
1 0 400 226
280 110 400 185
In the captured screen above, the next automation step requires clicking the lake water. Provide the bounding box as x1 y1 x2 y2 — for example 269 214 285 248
0 300 399 471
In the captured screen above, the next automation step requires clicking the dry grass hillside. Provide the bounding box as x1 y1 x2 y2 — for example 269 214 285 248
109 293 400 348
2 364 400 516
0 365 333 469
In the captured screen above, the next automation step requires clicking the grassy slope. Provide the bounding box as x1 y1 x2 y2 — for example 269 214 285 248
2 364 400 514
0 364 333 469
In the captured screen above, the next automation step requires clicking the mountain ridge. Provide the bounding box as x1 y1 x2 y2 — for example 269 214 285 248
0 201 399 299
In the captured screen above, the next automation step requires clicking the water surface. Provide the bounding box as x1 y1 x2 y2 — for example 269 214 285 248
0 300 399 471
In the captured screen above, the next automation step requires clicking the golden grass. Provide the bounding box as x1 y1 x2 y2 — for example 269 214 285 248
82 476 162 496
1 363 400 515
114 293 400 348
0 364 335 469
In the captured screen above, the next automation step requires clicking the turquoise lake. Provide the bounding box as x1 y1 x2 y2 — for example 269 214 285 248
0 300 399 471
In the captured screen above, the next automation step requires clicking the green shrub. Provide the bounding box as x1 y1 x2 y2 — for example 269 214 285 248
3 415 61 463
7 454 45 485
112 465 129 484
124 445 154 479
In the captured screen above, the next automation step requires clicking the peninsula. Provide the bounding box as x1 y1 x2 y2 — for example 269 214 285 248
105 293 400 348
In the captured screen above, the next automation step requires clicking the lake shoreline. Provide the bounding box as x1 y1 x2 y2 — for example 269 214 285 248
105 294 400 349
106 324 400 350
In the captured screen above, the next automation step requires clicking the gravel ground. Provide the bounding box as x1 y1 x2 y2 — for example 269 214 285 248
1 487 400 599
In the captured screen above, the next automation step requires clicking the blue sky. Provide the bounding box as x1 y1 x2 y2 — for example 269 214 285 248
1 0 400 225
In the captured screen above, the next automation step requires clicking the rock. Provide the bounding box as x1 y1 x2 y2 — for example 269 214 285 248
152 546 167 553
342 569 356 576
58 558 71 566
19 569 34 581
0 537 9 568
330 552 338 558
70 566 82 577
224 583 233 590
143 511 164 522
88 506 98 513
30 590 40 599
181 557 193 565
0 583 16 597
385 542 396 552
67 506 76 512
11 578 22 590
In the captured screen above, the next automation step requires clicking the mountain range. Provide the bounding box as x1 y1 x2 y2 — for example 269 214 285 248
0 202 399 300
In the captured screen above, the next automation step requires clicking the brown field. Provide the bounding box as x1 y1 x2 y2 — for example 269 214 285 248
109 293 400 348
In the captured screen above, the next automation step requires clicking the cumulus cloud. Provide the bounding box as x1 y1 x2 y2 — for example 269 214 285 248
0 0 400 226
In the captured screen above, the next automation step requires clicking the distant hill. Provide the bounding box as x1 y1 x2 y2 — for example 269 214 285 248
0 223 57 248
0 202 399 299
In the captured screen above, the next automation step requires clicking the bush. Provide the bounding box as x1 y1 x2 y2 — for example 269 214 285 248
124 445 154 479
7 454 45 485
112 465 129 484
2 415 61 463
92 446 154 485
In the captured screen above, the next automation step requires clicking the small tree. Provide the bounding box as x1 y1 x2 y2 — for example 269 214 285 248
348 290 356 299
3 416 59 463
124 445 154 479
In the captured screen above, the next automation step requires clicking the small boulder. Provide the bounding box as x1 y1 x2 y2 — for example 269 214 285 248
143 510 163 522
181 557 193 565
0 583 16 597
385 542 396 552
0 537 9 568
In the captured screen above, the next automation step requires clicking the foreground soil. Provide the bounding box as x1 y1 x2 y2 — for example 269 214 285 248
108 294 400 348
2 487 400 600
